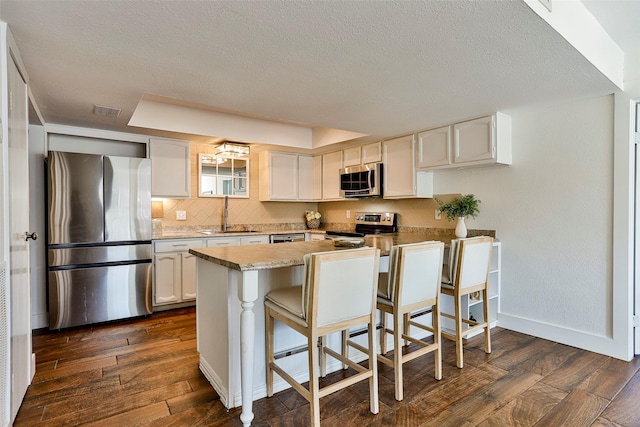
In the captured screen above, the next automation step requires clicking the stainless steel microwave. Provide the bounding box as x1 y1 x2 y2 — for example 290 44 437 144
339 162 383 198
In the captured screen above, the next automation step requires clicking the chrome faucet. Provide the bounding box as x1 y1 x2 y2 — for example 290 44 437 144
223 195 229 232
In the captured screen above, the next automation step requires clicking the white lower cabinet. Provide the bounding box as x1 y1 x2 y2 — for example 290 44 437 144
154 235 271 308
154 239 204 306
440 241 501 338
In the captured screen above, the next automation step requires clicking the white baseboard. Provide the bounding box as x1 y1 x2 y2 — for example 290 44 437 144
199 359 230 408
498 313 631 361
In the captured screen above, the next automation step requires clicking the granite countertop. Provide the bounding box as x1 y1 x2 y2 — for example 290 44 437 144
153 229 326 240
189 231 480 272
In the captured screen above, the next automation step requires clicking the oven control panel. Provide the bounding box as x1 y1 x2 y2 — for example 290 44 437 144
354 212 396 225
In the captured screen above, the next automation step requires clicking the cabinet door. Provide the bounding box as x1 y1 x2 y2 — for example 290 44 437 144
150 138 191 198
382 135 416 198
322 151 343 201
453 116 495 164
313 155 323 201
267 152 298 200
181 252 197 300
298 155 315 201
343 146 361 167
154 253 181 304
417 126 452 169
361 142 382 164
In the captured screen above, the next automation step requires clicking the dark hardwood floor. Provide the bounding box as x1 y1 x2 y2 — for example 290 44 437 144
14 307 640 426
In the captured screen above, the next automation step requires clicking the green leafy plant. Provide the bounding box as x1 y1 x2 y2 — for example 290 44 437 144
436 194 481 221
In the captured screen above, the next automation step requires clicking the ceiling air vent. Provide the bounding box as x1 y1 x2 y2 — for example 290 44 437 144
93 105 121 118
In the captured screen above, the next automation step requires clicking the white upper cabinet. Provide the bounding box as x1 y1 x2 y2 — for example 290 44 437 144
150 138 191 198
343 142 382 167
298 154 316 201
259 151 298 201
321 150 344 201
259 151 316 202
361 141 382 164
417 125 452 169
416 113 511 170
343 146 361 167
453 113 511 167
383 135 433 199
313 155 323 201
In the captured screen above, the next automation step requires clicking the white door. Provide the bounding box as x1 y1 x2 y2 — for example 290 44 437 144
8 55 32 421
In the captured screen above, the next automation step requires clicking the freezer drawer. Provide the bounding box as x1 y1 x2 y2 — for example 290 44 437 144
48 262 152 329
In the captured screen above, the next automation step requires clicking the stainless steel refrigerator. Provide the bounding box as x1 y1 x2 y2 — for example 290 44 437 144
47 151 153 329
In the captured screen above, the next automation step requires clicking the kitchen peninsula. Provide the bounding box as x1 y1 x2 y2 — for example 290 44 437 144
190 231 499 427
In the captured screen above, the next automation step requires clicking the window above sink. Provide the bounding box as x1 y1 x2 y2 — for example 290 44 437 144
198 153 249 198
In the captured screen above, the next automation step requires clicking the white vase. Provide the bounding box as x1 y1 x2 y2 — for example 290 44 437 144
455 216 467 238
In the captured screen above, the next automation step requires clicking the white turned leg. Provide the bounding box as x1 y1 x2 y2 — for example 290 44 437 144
238 270 259 427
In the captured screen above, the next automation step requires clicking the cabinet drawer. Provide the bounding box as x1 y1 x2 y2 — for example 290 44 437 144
154 239 204 253
206 237 241 247
241 235 270 245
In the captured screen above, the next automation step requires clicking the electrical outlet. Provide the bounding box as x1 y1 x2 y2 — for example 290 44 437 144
176 210 187 220
346 210 351 219
435 209 442 220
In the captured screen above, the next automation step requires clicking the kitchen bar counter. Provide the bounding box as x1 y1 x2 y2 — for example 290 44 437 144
190 231 495 427
189 232 461 270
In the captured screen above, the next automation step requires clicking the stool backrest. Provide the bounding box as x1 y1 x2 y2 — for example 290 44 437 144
303 247 380 328
450 236 493 291
392 241 444 306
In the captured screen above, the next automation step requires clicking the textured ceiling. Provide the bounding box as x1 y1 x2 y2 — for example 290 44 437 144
1 0 636 146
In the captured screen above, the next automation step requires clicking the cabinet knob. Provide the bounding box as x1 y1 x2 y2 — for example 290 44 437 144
25 231 38 241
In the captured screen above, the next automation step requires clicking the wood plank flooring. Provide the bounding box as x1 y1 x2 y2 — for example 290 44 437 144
14 307 640 426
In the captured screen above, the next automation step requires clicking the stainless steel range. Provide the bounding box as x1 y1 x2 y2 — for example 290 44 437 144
355 212 398 234
326 212 398 237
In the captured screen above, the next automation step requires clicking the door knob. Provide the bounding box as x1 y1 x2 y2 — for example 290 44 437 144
25 232 38 241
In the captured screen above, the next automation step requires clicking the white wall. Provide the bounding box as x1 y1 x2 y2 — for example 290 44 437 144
28 125 46 329
433 94 620 357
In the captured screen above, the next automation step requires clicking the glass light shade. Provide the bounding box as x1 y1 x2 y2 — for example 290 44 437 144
214 142 250 159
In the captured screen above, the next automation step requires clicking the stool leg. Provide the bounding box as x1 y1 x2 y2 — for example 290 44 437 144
380 311 387 355
483 287 491 354
341 330 349 370
368 319 379 414
403 312 410 347
308 333 321 426
433 303 442 380
455 294 464 369
320 336 327 377
265 307 275 397
393 310 403 401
